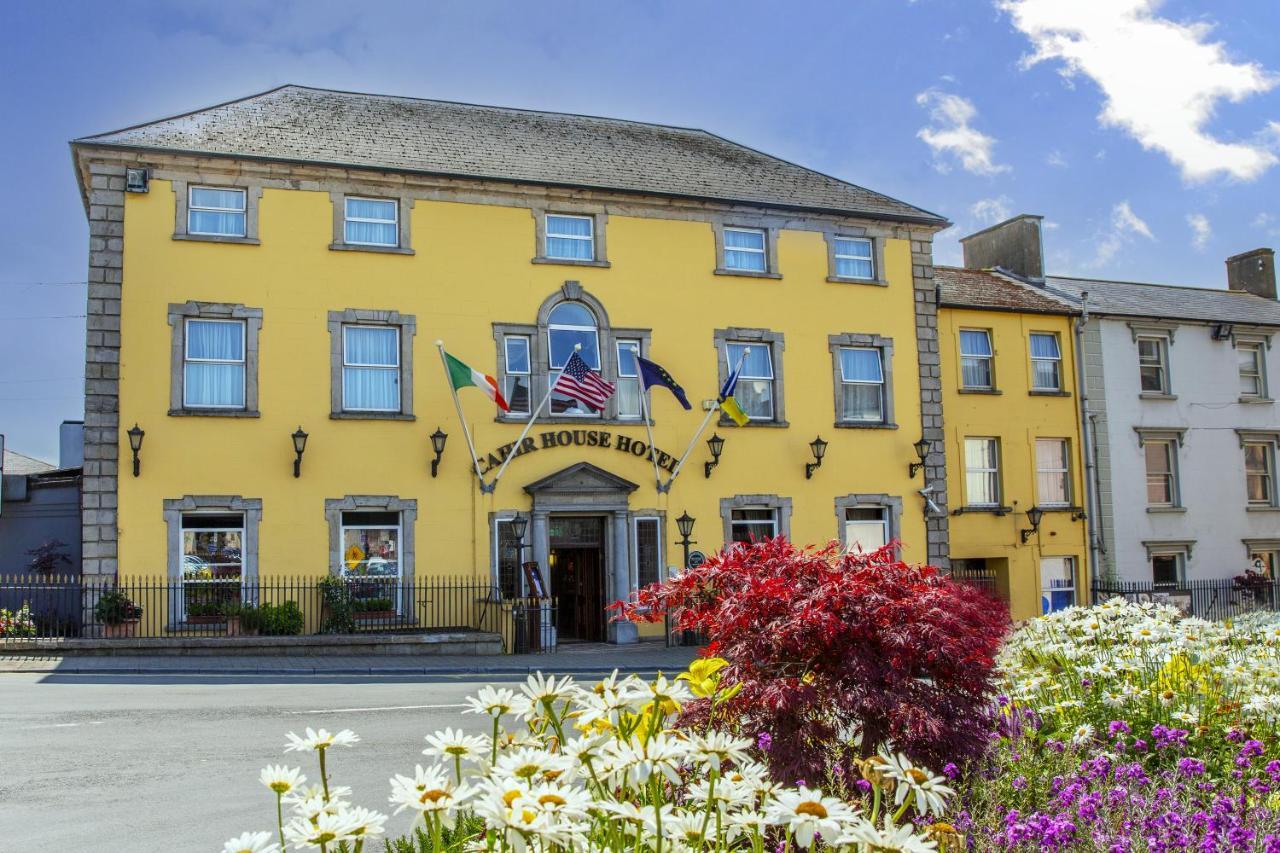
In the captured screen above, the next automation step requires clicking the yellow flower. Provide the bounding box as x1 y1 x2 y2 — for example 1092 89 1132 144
678 657 729 699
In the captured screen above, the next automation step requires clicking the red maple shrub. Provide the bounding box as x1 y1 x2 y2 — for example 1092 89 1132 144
614 537 1010 782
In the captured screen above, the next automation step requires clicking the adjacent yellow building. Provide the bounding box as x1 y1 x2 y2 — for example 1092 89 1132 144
936 266 1090 621
71 85 956 642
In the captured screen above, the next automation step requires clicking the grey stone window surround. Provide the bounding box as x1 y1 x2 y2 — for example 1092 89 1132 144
164 495 262 627
720 494 793 545
834 493 903 550
713 327 787 427
1132 325 1175 397
828 333 896 429
171 179 262 245
167 301 262 417
531 205 611 268
1243 538 1280 559
823 229 889 286
712 217 782 279
328 191 415 254
492 281 651 425
1136 427 1186 510
1143 539 1195 565
1237 429 1280 509
628 509 667 590
326 495 418 616
327 309 417 420
1233 334 1273 403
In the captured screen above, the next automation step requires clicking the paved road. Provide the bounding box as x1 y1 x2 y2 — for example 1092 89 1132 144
0 674 565 852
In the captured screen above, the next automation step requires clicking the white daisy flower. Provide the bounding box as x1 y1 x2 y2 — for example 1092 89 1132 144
878 751 955 817
462 685 520 719
422 727 490 763
388 764 475 827
258 765 306 797
686 730 753 772
495 746 573 782
341 805 389 841
836 816 938 852
283 727 359 753
221 830 280 853
1071 723 1095 745
282 810 362 849
765 786 858 848
520 672 577 707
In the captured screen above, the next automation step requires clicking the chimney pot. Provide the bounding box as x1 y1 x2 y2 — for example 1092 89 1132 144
1226 248 1276 300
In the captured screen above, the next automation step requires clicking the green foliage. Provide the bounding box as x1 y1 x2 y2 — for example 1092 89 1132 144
376 817 483 852
185 602 225 619
223 603 265 632
317 576 355 634
258 601 304 636
94 589 142 625
352 596 394 613
1 603 37 637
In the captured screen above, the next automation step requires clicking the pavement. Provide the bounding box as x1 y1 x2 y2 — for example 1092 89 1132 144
0 639 700 677
0 644 702 852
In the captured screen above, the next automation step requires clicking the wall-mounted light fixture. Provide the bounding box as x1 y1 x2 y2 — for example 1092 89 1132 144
703 433 725 478
291 427 309 478
908 437 930 478
126 424 145 477
804 436 828 480
1020 506 1044 544
429 428 448 477
1071 509 1088 522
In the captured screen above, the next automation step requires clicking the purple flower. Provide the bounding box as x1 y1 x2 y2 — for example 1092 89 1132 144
943 762 959 780
1012 775 1027 791
1109 720 1132 736
756 732 772 752
1177 758 1206 777
855 779 871 793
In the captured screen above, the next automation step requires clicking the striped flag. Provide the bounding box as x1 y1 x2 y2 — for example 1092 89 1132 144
552 351 615 411
444 349 510 411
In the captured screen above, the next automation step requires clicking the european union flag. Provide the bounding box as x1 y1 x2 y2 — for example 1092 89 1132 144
636 356 692 410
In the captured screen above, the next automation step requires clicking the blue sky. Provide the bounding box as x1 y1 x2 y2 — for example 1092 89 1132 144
2 0 1279 461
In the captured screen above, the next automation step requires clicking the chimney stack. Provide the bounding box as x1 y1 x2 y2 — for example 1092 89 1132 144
959 214 1045 281
1226 248 1276 300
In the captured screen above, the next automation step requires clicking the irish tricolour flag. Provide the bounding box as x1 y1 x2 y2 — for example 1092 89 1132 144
444 349 510 412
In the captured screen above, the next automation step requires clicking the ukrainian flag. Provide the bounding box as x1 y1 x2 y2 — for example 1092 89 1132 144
719 352 751 426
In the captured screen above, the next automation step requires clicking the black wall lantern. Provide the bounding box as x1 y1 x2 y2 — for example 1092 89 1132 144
291 427 309 478
804 436 828 479
126 424 144 477
510 513 529 564
908 437 930 478
675 511 696 570
430 427 448 477
1020 506 1045 544
704 433 725 478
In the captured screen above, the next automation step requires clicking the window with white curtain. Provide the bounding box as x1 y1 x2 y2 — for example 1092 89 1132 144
833 237 874 279
616 340 641 419
723 227 767 272
342 325 400 412
837 347 884 423
1029 333 1062 391
960 330 994 389
844 507 888 553
188 187 246 237
344 198 398 247
503 336 531 416
183 319 246 408
1036 438 1070 506
964 437 1000 506
545 215 595 261
726 342 774 420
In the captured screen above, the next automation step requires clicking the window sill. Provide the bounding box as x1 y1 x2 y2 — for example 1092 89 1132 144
496 416 651 427
953 505 1012 516
531 257 611 268
714 268 782 280
718 418 790 428
826 275 889 287
329 242 415 255
958 388 1002 395
172 233 260 246
1030 390 1071 397
833 421 898 430
330 411 416 421
1139 392 1178 401
1041 505 1085 515
1146 506 1187 514
168 408 260 418
1246 505 1280 513
1239 396 1274 405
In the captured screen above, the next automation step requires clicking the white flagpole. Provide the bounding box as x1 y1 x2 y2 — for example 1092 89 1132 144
435 341 486 486
487 386 553 492
638 384 662 492
661 347 750 492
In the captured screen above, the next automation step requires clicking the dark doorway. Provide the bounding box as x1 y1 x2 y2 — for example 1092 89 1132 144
549 516 606 643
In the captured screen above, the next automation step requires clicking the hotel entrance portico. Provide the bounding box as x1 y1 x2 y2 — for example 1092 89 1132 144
523 463 640 644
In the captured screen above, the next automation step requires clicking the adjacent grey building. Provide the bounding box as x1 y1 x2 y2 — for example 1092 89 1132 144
960 216 1280 585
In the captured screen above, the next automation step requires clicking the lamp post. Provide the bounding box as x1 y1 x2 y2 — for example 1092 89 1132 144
127 424 144 477
429 428 448 477
511 513 529 563
804 436 828 479
675 511 696 570
703 433 725 478
909 437 930 478
291 427 309 478
1020 506 1045 544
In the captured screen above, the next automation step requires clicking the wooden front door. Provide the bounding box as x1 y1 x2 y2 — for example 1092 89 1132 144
549 516 606 642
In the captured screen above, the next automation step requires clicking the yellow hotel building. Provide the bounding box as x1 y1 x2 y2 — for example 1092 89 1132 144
70 85 956 642
936 262 1090 621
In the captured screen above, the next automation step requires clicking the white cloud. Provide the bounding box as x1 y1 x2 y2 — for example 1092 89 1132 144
1187 213 1212 251
1046 149 1068 167
998 0 1280 182
970 195 1013 225
1091 201 1156 268
915 89 1010 176
1254 212 1280 238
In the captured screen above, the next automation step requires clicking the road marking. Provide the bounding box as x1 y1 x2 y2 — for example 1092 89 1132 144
19 720 105 730
290 703 468 715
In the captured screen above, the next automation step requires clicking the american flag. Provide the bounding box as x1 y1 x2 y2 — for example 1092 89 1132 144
552 351 615 411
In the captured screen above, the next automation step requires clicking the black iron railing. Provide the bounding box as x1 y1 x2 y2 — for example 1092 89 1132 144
1092 577 1280 621
0 574 557 653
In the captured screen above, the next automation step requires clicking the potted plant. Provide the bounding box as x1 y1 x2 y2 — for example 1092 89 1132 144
185 601 225 625
95 589 142 638
224 603 262 637
352 596 397 621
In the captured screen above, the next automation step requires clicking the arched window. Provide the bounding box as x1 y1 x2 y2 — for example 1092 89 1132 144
548 302 602 416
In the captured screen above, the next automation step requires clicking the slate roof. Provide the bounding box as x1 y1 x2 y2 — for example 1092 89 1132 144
1046 276 1280 327
73 85 947 225
2 449 55 476
936 267 1077 315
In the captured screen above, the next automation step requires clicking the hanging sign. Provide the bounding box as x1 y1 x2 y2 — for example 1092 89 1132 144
476 429 679 476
